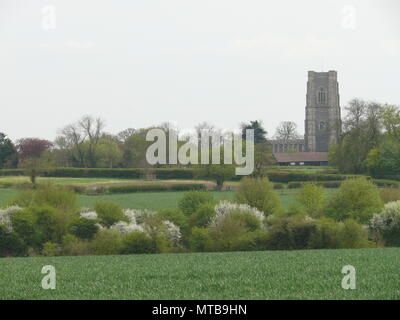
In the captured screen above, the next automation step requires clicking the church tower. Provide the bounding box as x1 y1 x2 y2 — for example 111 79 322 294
305 70 341 152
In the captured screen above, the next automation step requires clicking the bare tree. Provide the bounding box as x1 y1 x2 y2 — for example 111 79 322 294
274 121 300 142
57 115 105 167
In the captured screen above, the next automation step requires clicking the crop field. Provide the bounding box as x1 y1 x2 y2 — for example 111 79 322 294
1 248 399 299
0 187 312 211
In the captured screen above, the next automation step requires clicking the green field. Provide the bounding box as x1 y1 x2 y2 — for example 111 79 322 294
0 188 308 211
1 248 399 299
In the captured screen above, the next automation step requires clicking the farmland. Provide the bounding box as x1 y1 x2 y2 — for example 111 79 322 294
0 186 322 211
1 248 399 300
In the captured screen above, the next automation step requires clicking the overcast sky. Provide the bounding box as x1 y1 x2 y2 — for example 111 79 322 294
0 0 399 141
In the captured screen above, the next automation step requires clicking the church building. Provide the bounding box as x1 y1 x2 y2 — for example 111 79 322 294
271 70 342 165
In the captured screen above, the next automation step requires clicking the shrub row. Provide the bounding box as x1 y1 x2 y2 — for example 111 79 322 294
75 183 207 195
287 181 343 189
265 171 353 183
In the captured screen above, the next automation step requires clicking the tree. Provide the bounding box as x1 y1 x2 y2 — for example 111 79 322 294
16 138 53 160
16 138 53 184
0 133 18 169
292 183 326 218
274 121 301 142
329 99 384 173
241 120 267 144
57 115 105 167
326 177 384 224
235 177 283 216
96 136 123 168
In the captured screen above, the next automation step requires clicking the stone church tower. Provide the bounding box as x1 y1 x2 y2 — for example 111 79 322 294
305 70 341 152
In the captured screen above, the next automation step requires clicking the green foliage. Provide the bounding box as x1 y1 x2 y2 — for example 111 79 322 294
121 232 158 254
366 141 400 178
370 201 400 247
189 202 215 228
61 234 91 256
326 177 383 223
0 225 26 257
91 229 123 255
11 209 39 248
30 183 78 213
380 188 400 204
293 183 326 218
69 218 99 240
235 177 283 216
189 227 212 252
309 218 372 249
41 241 62 257
107 183 206 194
157 208 189 231
195 164 235 189
94 201 126 227
208 216 250 252
265 216 317 250
178 191 214 215
0 133 18 169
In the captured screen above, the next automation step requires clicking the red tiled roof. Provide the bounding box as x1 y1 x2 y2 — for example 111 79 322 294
274 152 328 163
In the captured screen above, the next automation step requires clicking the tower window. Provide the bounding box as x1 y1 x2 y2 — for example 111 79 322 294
318 88 326 103
319 121 326 130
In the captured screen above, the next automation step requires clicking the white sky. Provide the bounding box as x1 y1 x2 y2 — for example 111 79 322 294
0 0 399 141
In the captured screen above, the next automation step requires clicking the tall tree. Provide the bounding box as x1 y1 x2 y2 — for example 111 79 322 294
241 120 267 144
274 121 301 141
16 138 53 160
0 133 18 169
57 115 105 167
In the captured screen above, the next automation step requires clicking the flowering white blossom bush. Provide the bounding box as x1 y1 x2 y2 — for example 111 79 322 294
79 208 98 220
110 221 145 235
370 201 400 232
163 220 181 245
211 200 265 227
0 206 22 233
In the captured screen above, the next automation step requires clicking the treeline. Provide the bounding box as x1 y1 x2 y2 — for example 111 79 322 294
329 99 400 179
0 117 276 171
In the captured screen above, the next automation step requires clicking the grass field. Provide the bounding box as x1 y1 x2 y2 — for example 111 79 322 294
1 248 399 299
0 188 311 211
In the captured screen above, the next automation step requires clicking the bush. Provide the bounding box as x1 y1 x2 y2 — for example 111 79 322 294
31 183 78 213
107 184 206 194
370 201 400 246
156 208 189 235
121 231 158 254
189 202 215 228
0 225 26 257
189 227 212 252
208 216 250 252
178 191 214 215
266 171 351 183
326 177 384 224
61 234 91 256
29 205 59 244
273 183 285 190
69 218 99 240
11 209 39 249
287 182 303 189
309 218 372 249
294 183 326 218
266 216 317 250
380 188 400 204
91 229 123 255
338 219 373 248
235 177 283 216
42 241 62 257
308 218 342 249
94 202 127 227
